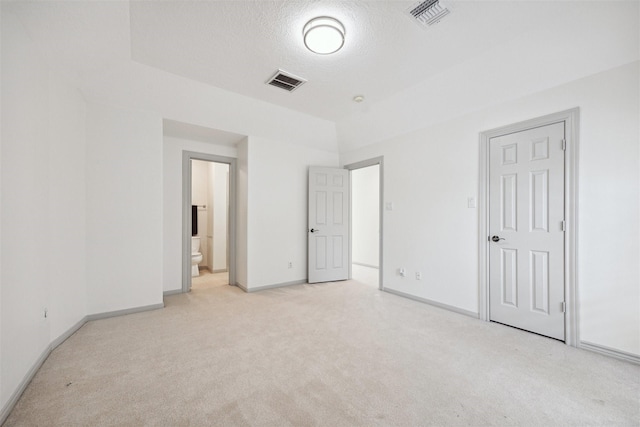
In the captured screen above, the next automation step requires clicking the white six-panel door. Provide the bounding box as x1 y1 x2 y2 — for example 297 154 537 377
308 167 350 283
489 122 566 340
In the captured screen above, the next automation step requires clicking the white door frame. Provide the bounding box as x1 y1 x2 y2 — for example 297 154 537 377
182 151 237 293
345 157 384 291
478 108 579 346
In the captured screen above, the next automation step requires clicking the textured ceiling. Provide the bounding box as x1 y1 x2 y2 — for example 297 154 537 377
128 1 552 121
6 0 639 148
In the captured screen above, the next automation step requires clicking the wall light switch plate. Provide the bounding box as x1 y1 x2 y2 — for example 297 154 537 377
467 197 476 208
385 202 394 211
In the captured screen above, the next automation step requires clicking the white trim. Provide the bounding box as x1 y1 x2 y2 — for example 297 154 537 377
384 288 479 319
85 303 164 322
0 345 51 425
163 289 183 297
344 157 385 291
50 317 86 350
352 262 379 269
182 151 237 293
0 302 164 425
478 108 579 347
579 341 640 365
237 279 307 293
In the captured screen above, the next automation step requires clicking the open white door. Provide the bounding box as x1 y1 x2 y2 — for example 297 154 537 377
308 167 350 283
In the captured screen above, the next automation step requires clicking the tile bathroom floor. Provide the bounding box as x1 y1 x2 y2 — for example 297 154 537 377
191 269 229 290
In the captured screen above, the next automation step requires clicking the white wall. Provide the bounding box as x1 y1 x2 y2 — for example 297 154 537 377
340 61 640 356
82 60 338 153
47 72 88 339
85 103 163 314
78 31 340 293
207 164 214 269
1 11 50 411
236 138 249 288
211 162 229 272
245 137 339 290
0 4 4 410
191 160 209 207
1 10 87 413
163 135 339 291
351 165 379 268
191 159 209 268
162 136 238 292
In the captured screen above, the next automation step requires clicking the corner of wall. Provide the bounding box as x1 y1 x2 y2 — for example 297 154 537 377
235 137 249 287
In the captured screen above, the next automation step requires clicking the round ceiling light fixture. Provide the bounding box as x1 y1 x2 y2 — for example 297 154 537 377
303 16 345 55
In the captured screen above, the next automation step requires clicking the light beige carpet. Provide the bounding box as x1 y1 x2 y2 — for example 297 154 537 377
4 274 639 426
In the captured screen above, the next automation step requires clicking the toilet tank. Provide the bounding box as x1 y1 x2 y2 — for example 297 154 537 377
191 236 201 253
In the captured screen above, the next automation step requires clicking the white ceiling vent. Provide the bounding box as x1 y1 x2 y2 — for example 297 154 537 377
407 0 452 27
266 70 307 92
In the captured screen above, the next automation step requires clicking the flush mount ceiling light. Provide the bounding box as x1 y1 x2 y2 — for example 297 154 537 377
303 16 345 55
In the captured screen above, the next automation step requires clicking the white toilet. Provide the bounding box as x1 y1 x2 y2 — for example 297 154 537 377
191 236 203 277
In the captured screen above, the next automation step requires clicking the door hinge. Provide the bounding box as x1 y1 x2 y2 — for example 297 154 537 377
561 302 566 313
561 139 566 151
561 220 566 231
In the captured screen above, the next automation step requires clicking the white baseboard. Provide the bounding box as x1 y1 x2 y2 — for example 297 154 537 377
50 317 87 350
238 279 307 293
352 262 379 269
579 341 640 365
0 344 51 426
163 289 182 297
0 302 164 425
383 289 639 365
86 303 164 322
383 287 479 319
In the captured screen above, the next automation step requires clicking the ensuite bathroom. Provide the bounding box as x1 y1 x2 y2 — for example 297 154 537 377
191 159 230 285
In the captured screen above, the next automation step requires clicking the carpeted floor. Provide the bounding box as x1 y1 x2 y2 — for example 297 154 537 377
4 273 639 426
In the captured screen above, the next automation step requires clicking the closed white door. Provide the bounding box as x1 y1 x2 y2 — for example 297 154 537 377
489 122 565 340
308 167 349 283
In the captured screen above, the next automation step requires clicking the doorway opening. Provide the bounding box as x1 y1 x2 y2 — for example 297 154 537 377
183 152 237 293
190 159 229 290
346 157 384 290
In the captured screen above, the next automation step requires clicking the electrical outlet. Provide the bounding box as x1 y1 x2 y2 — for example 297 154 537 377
416 272 422 280
288 261 293 269
399 268 406 277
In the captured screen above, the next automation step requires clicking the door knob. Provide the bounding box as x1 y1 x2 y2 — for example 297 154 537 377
310 228 319 233
491 235 505 242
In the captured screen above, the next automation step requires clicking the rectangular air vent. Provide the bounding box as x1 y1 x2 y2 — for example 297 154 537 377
407 0 451 27
266 69 307 92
